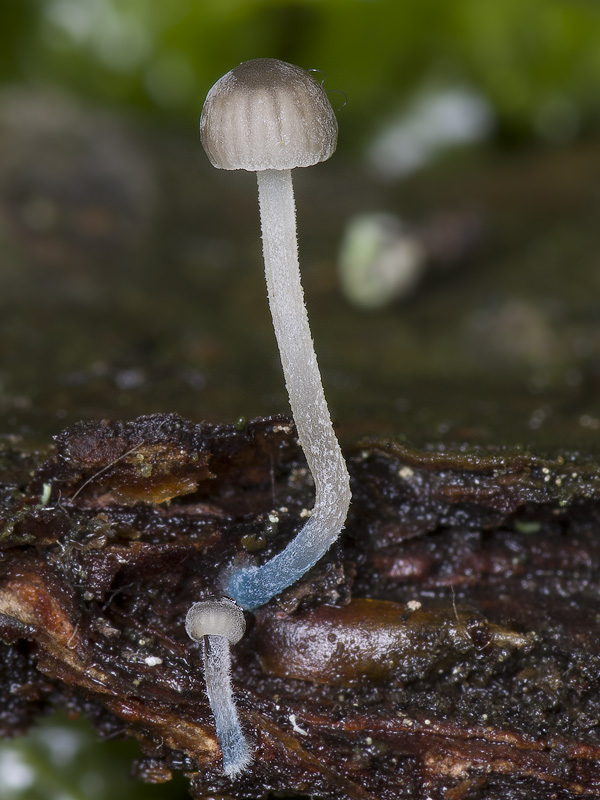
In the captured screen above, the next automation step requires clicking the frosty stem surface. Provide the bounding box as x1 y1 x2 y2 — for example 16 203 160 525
228 168 351 610
203 635 252 778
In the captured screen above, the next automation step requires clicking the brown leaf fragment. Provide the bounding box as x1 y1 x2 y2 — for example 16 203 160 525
0 554 81 650
254 598 533 687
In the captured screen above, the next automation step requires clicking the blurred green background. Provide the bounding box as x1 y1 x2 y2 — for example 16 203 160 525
2 1 600 799
4 0 600 147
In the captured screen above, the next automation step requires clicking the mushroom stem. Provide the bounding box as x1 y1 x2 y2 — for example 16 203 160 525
227 168 351 610
186 599 251 777
202 634 252 778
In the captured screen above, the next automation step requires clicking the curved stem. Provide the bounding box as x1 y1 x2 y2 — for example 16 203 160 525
203 635 252 778
227 168 351 610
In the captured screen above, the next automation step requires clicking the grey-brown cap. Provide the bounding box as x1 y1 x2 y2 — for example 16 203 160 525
186 597 246 644
200 58 338 171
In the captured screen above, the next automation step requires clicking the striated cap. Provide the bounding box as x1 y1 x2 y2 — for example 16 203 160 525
186 597 246 644
200 58 338 172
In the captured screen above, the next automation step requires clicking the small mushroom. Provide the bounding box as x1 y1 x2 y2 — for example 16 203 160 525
200 58 351 610
185 598 251 777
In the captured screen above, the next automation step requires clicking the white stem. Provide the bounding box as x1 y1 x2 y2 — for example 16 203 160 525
227 168 351 610
203 635 252 778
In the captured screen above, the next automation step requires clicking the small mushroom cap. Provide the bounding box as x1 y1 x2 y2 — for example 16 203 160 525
200 58 338 172
186 597 246 644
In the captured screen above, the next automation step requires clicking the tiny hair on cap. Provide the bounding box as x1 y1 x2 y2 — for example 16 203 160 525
200 58 338 172
186 598 246 644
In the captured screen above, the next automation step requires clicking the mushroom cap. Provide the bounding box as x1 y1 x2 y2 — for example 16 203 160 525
200 58 338 171
186 597 246 644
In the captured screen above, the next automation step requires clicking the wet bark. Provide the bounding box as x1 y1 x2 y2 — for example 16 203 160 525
2 412 600 799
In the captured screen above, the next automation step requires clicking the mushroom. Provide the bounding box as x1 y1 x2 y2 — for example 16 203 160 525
185 598 252 777
200 58 351 610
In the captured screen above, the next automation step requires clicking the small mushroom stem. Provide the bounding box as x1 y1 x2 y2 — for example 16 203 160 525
186 599 251 777
227 168 351 610
202 634 252 778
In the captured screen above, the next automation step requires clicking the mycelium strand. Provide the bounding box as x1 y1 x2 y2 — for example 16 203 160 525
227 168 351 611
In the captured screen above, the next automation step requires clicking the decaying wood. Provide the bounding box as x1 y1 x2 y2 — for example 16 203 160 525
2 412 600 799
